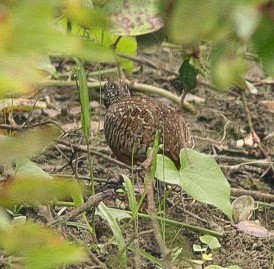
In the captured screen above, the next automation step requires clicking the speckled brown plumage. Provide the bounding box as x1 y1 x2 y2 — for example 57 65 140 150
104 81 194 165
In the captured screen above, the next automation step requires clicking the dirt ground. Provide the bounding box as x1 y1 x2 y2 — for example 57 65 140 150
3 47 274 268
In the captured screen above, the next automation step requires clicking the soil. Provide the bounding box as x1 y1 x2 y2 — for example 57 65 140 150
1 47 274 269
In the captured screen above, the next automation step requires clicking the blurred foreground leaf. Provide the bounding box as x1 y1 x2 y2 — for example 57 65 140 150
155 149 232 219
253 16 274 75
0 0 114 95
0 126 60 164
211 43 247 90
64 1 110 29
0 177 83 207
166 0 231 44
0 221 87 269
15 159 52 179
91 28 137 70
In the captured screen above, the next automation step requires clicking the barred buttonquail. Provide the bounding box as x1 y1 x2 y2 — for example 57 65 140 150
104 81 194 166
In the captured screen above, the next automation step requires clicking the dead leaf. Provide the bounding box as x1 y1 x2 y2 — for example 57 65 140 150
235 220 274 238
232 195 255 223
259 100 274 113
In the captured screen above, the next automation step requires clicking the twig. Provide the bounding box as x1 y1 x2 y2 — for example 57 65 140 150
116 53 178 76
51 173 109 183
212 154 272 168
56 139 133 170
132 211 223 237
37 79 196 112
231 188 274 203
128 81 196 113
0 121 65 133
48 189 115 227
241 92 273 169
142 149 171 269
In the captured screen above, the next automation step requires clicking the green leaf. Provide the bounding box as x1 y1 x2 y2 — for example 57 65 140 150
26 244 87 269
75 58 91 137
253 16 274 75
0 208 10 230
116 36 137 70
102 0 163 36
179 59 198 92
156 149 232 219
0 177 83 207
232 3 259 41
193 244 207 252
15 159 52 179
90 29 137 70
97 202 127 266
65 2 110 29
166 0 231 44
0 126 60 164
0 221 87 269
122 175 138 213
96 206 131 222
199 235 221 250
155 154 180 185
211 43 247 90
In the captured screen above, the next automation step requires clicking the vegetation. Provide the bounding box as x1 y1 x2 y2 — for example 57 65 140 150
0 0 273 268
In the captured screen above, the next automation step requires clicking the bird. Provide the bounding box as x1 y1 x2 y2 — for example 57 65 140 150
103 80 194 166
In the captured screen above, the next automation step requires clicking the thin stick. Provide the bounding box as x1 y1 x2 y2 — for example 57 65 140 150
48 189 115 227
142 149 171 269
37 80 196 112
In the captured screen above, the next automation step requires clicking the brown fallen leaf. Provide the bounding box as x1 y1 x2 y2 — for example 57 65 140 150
235 220 274 238
259 100 274 113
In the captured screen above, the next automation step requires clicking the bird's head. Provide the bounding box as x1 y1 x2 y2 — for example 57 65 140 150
103 80 131 109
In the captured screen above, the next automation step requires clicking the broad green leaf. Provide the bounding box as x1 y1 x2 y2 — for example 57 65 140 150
0 56 44 96
253 16 274 75
102 0 163 36
232 4 259 41
75 58 91 137
97 202 127 266
0 177 83 207
26 244 87 269
199 235 221 250
0 221 87 269
5 0 114 61
155 149 232 219
0 1 114 94
64 2 110 29
211 43 247 90
166 0 231 44
0 126 60 164
91 29 137 70
155 154 180 185
15 158 52 179
116 36 137 70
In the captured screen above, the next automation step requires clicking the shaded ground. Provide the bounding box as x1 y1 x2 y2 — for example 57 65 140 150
2 48 274 268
